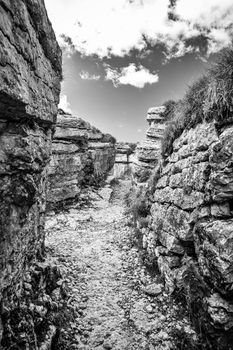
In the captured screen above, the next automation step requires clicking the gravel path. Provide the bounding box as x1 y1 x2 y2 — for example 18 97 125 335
45 181 196 350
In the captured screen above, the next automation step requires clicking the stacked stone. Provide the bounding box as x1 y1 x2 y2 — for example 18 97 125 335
134 106 166 172
47 111 116 209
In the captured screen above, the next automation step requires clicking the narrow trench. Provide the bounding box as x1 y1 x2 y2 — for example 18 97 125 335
45 180 196 350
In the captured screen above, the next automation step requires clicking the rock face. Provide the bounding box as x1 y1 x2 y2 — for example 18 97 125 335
140 114 233 348
134 106 166 171
0 0 62 348
47 110 116 209
114 142 136 178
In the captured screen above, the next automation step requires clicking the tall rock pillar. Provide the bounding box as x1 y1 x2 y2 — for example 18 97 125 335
133 106 165 181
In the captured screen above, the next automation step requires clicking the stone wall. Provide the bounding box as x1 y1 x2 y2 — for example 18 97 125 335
47 110 116 209
114 142 136 179
0 0 62 347
140 114 233 348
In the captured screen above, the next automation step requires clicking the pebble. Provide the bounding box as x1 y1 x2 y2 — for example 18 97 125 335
45 181 198 350
142 283 163 297
145 305 154 313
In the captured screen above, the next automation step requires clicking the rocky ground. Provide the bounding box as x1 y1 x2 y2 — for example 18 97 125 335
45 180 197 350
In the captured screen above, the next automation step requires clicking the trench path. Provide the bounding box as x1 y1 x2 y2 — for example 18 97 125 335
45 180 195 350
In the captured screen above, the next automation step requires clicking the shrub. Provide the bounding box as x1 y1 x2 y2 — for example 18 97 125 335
204 47 233 122
182 75 208 128
134 168 152 183
147 165 162 195
171 327 202 350
125 166 161 221
161 46 233 159
102 133 116 144
124 185 151 225
161 100 186 157
161 99 176 121
129 143 137 152
109 177 120 187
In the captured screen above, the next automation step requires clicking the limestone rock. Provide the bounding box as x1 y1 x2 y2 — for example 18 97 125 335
206 293 233 329
195 219 233 295
47 111 116 209
136 114 233 347
142 283 163 296
0 1 62 348
0 0 62 122
209 126 233 202
133 106 166 179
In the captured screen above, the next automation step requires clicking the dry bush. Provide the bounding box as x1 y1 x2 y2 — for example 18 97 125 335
204 47 233 122
125 166 162 226
161 100 186 157
161 46 233 158
161 99 177 121
147 165 161 195
161 76 208 158
124 185 150 224
134 168 152 183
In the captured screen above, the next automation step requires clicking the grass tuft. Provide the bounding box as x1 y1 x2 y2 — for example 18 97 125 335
161 46 233 158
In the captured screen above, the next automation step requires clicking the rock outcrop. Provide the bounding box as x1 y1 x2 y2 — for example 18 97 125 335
138 108 233 348
134 107 166 170
47 110 116 209
114 142 136 178
133 106 165 182
0 1 62 348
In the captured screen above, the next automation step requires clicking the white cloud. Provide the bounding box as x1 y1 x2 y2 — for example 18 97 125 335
207 28 232 55
45 0 233 59
105 64 159 88
79 71 101 80
174 0 233 56
58 95 72 114
175 0 233 26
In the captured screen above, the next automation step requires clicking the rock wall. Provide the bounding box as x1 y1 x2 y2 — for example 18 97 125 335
140 114 233 348
0 0 62 348
114 142 136 178
133 106 165 181
47 110 116 209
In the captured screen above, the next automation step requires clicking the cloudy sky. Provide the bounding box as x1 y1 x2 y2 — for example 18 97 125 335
45 0 233 142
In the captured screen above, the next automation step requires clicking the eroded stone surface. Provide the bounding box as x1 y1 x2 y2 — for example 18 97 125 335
0 1 62 348
133 106 166 181
47 110 116 209
139 119 233 348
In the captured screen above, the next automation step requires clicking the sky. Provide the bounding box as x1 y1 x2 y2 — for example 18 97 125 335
44 0 233 142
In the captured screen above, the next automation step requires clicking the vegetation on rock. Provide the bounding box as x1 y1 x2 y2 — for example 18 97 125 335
161 47 233 158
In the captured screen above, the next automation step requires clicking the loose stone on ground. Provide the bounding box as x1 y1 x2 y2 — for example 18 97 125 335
45 180 197 349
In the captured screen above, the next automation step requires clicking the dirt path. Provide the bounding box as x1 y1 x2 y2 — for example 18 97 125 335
45 181 196 350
